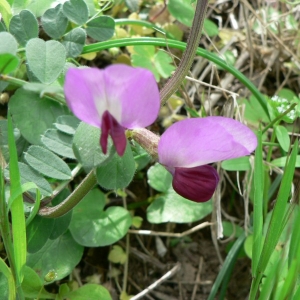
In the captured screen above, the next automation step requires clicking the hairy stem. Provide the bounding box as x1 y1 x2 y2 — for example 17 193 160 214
38 170 97 218
160 0 209 106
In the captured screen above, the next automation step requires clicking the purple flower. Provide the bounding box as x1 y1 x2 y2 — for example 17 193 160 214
158 117 257 202
64 65 160 156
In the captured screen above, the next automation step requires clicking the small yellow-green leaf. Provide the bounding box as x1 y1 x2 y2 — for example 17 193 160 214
108 245 127 264
132 216 143 229
120 291 133 300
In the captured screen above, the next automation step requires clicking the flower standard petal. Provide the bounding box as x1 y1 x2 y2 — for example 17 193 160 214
172 165 219 202
158 117 257 168
64 68 107 128
64 65 160 156
102 65 160 128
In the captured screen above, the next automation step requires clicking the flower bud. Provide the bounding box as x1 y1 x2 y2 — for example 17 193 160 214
130 128 160 159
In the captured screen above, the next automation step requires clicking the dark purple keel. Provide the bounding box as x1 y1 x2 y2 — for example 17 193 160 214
172 165 219 202
100 110 127 156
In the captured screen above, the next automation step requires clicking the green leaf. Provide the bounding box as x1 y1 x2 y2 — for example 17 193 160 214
0 258 15 300
222 221 244 238
0 33 16 92
0 0 12 28
108 245 127 264
64 284 112 300
49 189 72 240
168 0 194 27
131 45 159 80
24 145 72 180
132 45 174 81
0 119 26 162
0 22 6 32
96 142 136 189
9 89 69 145
250 139 298 298
41 129 75 159
244 235 253 258
221 156 251 171
9 10 38 46
252 130 264 276
27 215 54 253
27 230 84 282
203 19 219 37
69 189 132 247
153 50 175 79
275 125 290 152
147 187 212 223
86 16 115 41
271 156 300 167
26 38 66 84
62 27 86 58
41 4 68 39
55 115 80 135
0 273 9 300
0 53 19 74
22 266 56 298
7 112 26 284
72 122 114 172
240 95 270 124
278 88 297 101
132 216 143 228
147 163 172 193
0 32 17 55
62 0 89 25
207 233 245 300
16 0 57 17
185 106 200 117
18 162 52 196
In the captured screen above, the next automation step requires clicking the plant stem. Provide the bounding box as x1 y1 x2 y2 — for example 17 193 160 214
159 0 209 106
38 170 97 218
262 103 297 134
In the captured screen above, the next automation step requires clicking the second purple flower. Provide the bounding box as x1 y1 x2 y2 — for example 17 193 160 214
158 117 257 202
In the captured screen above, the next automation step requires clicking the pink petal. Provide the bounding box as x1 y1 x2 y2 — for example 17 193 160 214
100 111 126 156
64 65 160 130
158 117 257 168
102 65 160 128
64 68 106 127
172 165 219 202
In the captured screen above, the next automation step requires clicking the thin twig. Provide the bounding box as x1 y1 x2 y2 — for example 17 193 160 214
128 277 156 300
128 222 212 237
191 256 203 300
130 263 181 300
